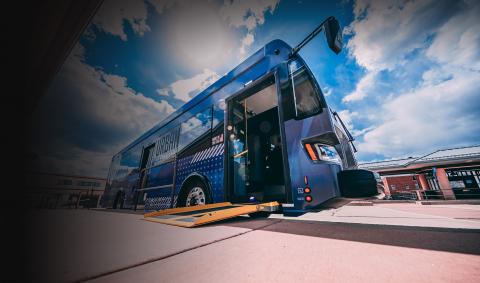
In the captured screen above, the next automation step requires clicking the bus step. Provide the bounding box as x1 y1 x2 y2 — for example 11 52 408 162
143 201 280 227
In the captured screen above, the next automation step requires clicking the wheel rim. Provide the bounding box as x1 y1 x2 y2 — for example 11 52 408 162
186 186 206 206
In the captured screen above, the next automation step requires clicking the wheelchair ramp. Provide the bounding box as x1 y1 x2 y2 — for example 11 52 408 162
143 202 280 227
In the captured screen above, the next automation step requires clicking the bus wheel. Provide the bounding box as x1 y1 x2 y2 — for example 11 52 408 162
180 180 212 207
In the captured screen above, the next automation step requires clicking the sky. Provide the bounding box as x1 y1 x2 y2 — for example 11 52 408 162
29 0 480 177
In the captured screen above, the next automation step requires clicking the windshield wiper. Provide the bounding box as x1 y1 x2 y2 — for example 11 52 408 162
331 109 357 153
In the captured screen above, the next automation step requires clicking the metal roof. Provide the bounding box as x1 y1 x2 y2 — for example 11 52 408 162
358 157 417 170
359 145 480 171
415 145 480 162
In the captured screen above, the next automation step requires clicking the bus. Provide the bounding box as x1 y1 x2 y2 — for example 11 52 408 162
101 17 381 214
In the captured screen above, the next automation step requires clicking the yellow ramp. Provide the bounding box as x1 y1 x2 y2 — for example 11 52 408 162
143 202 279 227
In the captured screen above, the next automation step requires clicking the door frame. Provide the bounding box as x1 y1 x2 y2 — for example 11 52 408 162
134 143 155 209
223 69 292 203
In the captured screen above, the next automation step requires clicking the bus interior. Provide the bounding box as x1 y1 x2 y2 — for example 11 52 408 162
228 78 287 203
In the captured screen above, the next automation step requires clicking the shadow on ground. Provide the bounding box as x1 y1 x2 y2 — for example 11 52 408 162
210 215 480 256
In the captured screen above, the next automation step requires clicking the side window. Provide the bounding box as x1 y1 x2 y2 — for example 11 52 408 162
151 127 180 166
289 60 322 117
212 100 225 129
178 107 212 151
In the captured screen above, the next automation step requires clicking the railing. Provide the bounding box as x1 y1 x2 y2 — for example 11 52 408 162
385 191 418 200
384 189 480 200
421 190 444 200
23 187 104 209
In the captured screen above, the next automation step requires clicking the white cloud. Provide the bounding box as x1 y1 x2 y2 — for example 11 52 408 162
358 68 480 157
147 0 175 14
347 0 480 159
344 0 463 102
337 110 357 131
219 0 279 31
220 0 280 55
93 0 150 41
240 32 255 55
30 43 175 176
347 0 455 72
157 69 220 102
92 0 175 41
165 1 238 70
426 1 480 70
92 0 280 69
337 110 374 137
343 71 377 102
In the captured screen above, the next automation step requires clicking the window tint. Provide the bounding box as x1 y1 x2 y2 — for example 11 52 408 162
290 63 321 117
113 146 142 181
151 127 180 166
178 108 212 151
212 100 225 129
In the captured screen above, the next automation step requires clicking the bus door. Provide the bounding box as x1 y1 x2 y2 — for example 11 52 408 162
135 144 155 208
225 75 287 203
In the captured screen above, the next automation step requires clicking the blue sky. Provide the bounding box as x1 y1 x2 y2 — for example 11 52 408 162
30 0 480 177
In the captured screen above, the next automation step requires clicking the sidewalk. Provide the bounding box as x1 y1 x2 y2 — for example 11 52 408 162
25 204 480 282
270 203 480 229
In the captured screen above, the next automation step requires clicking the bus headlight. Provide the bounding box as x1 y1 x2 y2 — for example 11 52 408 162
315 144 341 163
304 143 341 164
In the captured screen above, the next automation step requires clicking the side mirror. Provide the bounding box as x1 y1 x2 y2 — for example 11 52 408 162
324 17 343 54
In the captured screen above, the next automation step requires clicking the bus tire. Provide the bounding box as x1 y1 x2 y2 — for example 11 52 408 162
178 179 212 207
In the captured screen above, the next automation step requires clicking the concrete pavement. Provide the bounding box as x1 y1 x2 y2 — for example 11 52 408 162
25 209 252 282
270 203 480 229
25 203 480 282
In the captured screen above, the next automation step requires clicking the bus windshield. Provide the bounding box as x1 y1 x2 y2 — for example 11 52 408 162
290 60 322 117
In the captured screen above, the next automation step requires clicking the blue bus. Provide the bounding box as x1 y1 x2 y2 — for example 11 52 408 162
101 17 381 214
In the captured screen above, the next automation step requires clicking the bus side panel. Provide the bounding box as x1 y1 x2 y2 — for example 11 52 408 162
147 162 175 187
144 161 175 211
173 143 225 207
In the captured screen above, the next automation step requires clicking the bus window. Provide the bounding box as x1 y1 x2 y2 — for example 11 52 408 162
151 127 180 166
290 62 322 118
118 146 142 177
178 108 212 151
212 101 225 129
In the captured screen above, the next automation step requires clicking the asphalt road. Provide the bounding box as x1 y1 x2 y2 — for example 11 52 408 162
24 203 480 282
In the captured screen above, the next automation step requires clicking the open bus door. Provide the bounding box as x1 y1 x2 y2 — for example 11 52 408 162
134 144 155 210
225 74 289 204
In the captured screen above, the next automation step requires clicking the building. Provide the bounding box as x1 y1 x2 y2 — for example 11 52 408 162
24 172 106 208
359 145 480 200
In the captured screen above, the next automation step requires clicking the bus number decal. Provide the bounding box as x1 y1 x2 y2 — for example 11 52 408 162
152 127 180 165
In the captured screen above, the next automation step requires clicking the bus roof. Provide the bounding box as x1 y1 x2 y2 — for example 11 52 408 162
118 39 293 155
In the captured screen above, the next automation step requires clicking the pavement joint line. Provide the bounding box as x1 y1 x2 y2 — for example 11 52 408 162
75 218 283 283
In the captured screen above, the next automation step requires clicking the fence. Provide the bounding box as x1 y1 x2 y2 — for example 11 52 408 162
23 187 104 209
